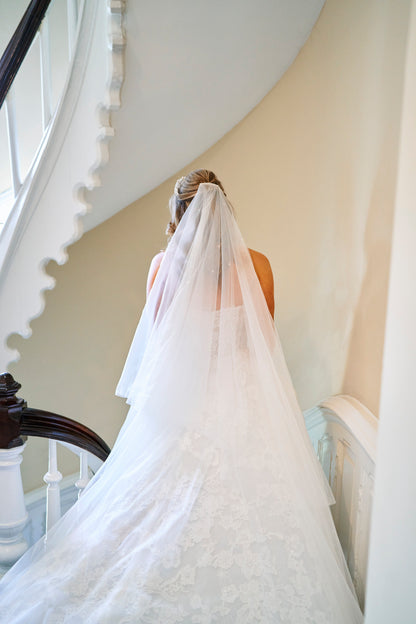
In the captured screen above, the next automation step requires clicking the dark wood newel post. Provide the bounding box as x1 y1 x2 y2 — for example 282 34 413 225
0 373 111 460
0 373 27 449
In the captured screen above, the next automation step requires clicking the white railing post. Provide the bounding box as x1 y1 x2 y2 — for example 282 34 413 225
43 439 62 534
75 450 89 498
67 0 79 60
0 444 28 571
39 17 53 131
4 88 21 198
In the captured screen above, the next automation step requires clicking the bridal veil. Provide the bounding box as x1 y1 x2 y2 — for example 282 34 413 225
0 182 363 623
115 182 335 507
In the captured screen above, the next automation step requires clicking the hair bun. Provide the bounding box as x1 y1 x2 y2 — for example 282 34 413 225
167 169 226 240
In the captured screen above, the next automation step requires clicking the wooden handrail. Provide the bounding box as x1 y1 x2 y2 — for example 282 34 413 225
0 373 111 462
0 0 53 109
21 408 111 462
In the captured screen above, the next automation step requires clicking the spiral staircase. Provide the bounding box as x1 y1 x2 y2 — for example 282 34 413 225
0 0 327 371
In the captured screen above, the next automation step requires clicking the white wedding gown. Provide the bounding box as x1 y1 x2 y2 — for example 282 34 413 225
0 184 363 623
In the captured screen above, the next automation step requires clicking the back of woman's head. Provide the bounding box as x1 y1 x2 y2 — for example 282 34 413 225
166 169 225 239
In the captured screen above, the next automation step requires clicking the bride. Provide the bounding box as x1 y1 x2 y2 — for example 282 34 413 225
0 169 363 623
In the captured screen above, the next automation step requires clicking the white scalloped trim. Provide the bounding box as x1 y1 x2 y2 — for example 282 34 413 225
0 0 126 370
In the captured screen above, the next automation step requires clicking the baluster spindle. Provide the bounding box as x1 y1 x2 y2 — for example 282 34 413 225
43 439 62 534
75 450 89 498
39 17 52 131
4 89 21 198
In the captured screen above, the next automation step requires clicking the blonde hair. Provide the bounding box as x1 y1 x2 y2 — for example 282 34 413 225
166 169 226 240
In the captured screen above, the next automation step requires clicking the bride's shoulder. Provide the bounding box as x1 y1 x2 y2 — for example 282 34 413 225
146 251 165 296
149 250 165 276
248 248 275 318
151 250 165 265
248 248 272 271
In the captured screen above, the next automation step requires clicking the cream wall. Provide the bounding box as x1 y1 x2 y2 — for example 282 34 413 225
9 0 410 491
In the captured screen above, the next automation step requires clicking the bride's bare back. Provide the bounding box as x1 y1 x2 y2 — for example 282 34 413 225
146 248 275 319
248 249 275 319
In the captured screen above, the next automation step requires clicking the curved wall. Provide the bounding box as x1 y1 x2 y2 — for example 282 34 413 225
10 0 410 491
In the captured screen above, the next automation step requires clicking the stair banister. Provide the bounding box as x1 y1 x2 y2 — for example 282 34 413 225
0 0 53 109
0 372 111 571
0 374 111 460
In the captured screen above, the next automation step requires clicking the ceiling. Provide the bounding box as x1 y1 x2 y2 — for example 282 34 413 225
78 0 325 229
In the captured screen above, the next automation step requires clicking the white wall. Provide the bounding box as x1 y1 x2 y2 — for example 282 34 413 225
365 1 416 621
8 0 410 492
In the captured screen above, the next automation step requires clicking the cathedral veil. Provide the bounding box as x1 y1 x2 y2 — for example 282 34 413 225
0 182 363 623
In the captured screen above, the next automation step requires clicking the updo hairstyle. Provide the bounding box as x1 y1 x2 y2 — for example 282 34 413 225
166 169 226 240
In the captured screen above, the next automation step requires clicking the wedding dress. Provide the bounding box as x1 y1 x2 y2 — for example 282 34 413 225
0 183 363 623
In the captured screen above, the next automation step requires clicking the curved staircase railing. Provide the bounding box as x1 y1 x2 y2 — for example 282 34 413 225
21 409 110 462
0 372 111 572
0 0 79 207
0 0 53 109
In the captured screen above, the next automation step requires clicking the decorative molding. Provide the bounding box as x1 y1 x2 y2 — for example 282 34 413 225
0 0 126 370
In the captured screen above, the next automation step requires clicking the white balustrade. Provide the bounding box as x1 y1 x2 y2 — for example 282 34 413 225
42 440 99 535
304 394 378 612
20 440 102 549
0 444 28 571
